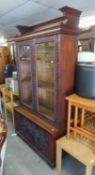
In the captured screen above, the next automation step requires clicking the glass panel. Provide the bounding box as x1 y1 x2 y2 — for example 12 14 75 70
18 45 32 109
36 41 55 119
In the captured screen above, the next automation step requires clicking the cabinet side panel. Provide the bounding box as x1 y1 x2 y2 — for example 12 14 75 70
58 34 78 127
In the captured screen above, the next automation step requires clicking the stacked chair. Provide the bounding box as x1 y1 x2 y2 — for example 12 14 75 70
1 87 19 129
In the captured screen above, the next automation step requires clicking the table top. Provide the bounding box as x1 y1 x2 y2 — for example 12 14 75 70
57 135 95 166
66 94 95 109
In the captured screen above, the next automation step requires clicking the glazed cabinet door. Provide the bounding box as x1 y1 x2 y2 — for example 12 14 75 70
34 36 58 122
16 41 33 109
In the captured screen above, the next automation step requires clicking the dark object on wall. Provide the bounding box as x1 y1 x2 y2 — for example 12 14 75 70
12 6 81 166
3 64 17 78
75 63 95 98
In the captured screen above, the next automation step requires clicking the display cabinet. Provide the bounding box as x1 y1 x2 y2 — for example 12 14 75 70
13 6 81 166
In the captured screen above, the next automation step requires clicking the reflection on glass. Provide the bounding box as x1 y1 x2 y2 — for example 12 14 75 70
19 45 32 108
19 46 31 61
36 41 55 119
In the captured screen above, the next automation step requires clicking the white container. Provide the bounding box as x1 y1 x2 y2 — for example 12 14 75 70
11 79 19 95
12 71 17 80
5 77 12 90
78 52 95 63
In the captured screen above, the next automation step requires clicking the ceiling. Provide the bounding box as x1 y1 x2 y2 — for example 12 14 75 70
0 0 95 39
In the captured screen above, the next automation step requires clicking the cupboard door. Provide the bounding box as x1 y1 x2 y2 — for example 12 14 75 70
17 42 33 109
35 37 57 120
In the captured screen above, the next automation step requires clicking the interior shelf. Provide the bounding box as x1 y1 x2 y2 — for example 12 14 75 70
38 81 54 87
38 104 54 119
23 99 32 108
20 57 31 61
21 77 31 82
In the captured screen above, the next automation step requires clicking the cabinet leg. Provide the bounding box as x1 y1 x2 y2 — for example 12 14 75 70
86 165 92 175
56 143 62 172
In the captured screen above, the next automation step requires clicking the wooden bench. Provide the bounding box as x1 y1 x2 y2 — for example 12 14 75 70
56 136 95 175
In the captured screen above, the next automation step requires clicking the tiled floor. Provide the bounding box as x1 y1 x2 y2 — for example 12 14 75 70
2 117 95 175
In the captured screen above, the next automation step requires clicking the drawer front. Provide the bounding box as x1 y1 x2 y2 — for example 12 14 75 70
15 111 49 157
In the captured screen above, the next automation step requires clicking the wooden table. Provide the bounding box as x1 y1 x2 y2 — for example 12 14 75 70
56 136 95 175
66 94 95 151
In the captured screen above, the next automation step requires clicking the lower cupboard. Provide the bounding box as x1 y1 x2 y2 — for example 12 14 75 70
14 106 64 166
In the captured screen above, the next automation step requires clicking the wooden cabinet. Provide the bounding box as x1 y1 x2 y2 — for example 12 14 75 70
0 47 11 83
14 6 81 166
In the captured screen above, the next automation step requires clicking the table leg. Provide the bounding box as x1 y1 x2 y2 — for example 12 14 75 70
67 102 71 138
86 165 92 175
56 143 62 172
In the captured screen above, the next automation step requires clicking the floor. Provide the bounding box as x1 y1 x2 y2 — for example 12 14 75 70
2 116 95 175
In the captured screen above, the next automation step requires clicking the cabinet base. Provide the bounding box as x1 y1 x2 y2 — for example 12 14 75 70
14 106 65 166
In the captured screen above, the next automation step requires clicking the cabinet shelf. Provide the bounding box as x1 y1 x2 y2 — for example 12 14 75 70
38 86 54 93
20 57 31 61
21 77 31 82
38 81 54 92
38 81 54 88
23 99 32 108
